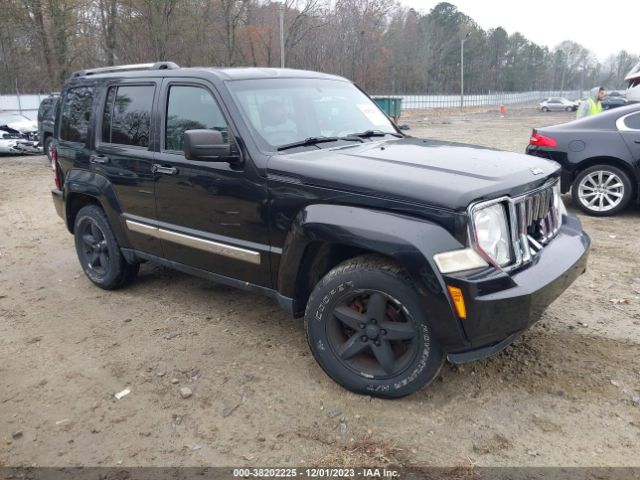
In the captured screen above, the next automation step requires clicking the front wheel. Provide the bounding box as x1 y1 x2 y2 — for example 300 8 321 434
571 165 633 216
541 107 549 112
74 205 140 289
304 255 443 398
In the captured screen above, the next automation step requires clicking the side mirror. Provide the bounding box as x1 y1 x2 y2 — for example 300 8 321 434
183 129 238 162
399 124 411 131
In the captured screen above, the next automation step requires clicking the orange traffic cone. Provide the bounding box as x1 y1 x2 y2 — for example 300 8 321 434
499 104 506 117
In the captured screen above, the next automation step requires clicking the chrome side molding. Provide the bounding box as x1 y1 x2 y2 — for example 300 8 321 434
125 220 261 265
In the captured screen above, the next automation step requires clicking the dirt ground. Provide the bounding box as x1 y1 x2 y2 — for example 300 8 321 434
1 106 639 468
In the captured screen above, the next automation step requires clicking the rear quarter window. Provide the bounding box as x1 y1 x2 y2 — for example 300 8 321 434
60 87 94 143
623 113 640 130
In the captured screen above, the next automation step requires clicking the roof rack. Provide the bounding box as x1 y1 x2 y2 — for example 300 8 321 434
70 61 180 78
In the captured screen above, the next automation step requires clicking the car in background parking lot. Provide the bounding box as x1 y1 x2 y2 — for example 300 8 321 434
37 93 59 160
527 103 640 216
0 113 41 154
601 91 628 110
626 61 640 103
0 129 23 154
538 97 578 112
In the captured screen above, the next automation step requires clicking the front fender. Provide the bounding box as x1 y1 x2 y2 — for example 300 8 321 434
278 204 470 351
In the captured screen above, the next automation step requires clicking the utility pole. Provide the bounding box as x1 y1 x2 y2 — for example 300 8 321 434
460 32 470 110
279 3 285 68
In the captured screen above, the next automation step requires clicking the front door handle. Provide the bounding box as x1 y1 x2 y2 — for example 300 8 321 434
152 164 178 175
634 140 640 144
90 154 110 164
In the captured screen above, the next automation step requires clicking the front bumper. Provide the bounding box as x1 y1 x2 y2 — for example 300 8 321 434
444 213 589 359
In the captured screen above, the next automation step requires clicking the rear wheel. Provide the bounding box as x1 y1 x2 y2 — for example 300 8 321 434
565 106 572 112
571 165 633 216
304 255 443 398
74 205 139 289
43 136 53 162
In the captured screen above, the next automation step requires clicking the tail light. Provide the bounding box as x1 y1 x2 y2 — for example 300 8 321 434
51 147 62 189
529 131 558 147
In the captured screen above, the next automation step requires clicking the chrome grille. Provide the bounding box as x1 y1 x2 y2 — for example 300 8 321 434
468 178 563 272
507 179 562 270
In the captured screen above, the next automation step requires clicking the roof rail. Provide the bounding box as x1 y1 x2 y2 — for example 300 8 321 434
70 61 180 78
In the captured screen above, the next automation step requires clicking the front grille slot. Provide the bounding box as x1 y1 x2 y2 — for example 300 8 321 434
508 180 561 270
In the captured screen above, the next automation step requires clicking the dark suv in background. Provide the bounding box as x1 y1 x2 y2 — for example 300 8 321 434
51 62 590 398
37 93 59 160
601 91 628 110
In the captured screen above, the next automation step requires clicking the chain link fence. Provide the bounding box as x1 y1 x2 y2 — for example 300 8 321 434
1 90 586 121
371 90 584 110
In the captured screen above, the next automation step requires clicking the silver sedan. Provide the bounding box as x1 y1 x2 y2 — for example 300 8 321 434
538 97 579 112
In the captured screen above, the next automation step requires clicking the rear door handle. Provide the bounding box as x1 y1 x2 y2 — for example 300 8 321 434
634 140 640 144
90 154 110 164
152 164 178 175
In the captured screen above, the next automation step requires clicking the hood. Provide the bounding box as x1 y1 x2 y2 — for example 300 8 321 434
0 114 37 133
267 138 560 211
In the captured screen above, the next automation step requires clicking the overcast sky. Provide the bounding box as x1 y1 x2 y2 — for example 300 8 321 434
400 0 635 61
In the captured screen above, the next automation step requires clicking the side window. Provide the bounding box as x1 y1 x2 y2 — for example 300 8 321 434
165 85 228 152
101 85 154 147
624 113 640 130
60 87 94 143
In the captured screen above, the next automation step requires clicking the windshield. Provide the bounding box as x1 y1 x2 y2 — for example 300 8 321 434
227 78 397 151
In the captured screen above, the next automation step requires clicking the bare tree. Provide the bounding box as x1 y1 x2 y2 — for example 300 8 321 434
1 0 637 95
96 0 118 65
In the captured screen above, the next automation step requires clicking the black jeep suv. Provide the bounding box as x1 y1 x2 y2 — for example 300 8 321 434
51 62 590 398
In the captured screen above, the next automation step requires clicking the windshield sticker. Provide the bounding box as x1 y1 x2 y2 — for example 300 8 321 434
357 103 389 126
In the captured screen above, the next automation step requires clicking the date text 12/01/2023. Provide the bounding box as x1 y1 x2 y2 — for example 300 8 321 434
232 468 399 478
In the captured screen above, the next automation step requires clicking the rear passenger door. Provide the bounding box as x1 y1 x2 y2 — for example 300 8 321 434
95 80 163 257
152 79 272 286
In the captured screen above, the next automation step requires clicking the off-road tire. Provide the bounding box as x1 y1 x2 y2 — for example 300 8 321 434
43 136 53 162
74 205 139 289
304 254 443 398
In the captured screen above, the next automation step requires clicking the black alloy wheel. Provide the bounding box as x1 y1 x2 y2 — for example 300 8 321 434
305 255 443 398
328 291 418 377
78 219 110 277
74 205 139 289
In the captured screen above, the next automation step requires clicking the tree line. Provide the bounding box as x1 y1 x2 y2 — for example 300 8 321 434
0 0 638 95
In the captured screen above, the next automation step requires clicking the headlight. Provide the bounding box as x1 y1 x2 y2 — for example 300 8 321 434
472 203 512 267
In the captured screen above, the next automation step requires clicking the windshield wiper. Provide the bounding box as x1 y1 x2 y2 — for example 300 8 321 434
277 136 339 151
344 130 403 139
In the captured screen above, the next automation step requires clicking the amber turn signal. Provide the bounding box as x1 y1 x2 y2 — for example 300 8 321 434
447 286 467 320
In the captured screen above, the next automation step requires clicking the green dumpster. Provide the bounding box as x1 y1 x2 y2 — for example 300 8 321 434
372 96 402 121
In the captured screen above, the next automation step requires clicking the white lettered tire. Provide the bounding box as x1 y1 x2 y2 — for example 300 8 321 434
304 255 443 398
